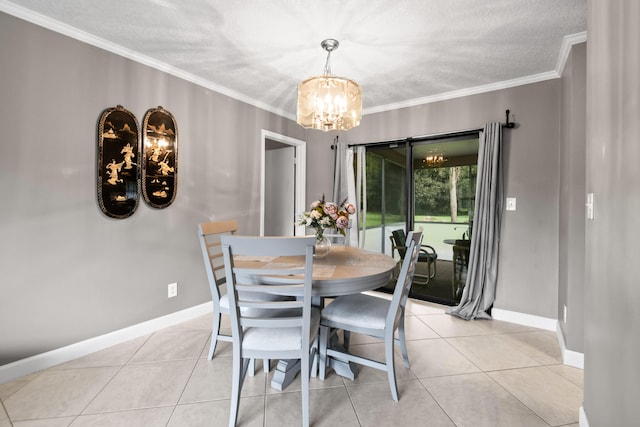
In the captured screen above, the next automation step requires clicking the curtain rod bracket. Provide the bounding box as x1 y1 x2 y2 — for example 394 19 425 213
503 109 516 128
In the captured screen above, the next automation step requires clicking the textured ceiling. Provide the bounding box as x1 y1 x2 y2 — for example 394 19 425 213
2 0 587 118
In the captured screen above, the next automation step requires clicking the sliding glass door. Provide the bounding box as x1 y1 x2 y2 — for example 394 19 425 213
360 144 407 255
359 133 479 304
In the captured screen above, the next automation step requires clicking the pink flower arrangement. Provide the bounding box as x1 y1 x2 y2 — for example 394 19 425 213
298 195 355 240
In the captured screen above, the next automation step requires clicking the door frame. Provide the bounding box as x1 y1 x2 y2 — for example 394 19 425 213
260 130 306 236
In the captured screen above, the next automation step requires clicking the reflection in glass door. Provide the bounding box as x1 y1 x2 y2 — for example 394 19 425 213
360 144 407 256
410 137 478 304
358 133 479 305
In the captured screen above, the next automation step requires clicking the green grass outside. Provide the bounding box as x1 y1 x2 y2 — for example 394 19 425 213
363 212 469 228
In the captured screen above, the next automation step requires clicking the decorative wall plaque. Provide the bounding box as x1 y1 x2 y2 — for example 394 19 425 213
142 106 177 208
97 105 140 219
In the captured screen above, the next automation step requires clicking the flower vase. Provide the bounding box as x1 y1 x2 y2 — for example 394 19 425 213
314 235 332 259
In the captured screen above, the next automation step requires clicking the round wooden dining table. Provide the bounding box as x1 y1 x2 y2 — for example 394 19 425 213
234 245 397 296
308 245 398 295
235 245 397 390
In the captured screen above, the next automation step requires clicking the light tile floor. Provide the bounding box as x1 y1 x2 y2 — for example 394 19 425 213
0 296 583 427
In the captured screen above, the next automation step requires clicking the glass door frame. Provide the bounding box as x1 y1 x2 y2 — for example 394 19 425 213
359 129 480 305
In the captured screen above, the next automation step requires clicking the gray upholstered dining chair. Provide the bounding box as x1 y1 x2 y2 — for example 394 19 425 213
198 220 268 374
318 231 422 401
221 235 319 427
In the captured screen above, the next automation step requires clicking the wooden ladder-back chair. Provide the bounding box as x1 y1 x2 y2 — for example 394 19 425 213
198 220 238 360
198 220 269 374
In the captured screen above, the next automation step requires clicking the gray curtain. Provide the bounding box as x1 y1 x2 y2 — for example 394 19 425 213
332 141 359 247
448 122 503 320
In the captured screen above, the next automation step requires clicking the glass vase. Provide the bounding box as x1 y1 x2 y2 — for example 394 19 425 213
314 235 332 259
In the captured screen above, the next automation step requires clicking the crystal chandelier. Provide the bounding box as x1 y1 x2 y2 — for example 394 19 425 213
296 39 362 131
423 151 446 167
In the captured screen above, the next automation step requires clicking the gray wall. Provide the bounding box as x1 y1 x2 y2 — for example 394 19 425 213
584 1 639 425
1 8 586 368
0 12 305 365
326 82 563 320
558 42 586 353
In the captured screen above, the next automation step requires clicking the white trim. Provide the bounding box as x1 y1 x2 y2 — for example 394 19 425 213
579 406 590 427
493 307 585 370
555 31 588 76
0 303 212 384
0 0 586 121
557 325 585 369
363 71 559 115
260 130 306 237
491 307 558 331
0 1 295 121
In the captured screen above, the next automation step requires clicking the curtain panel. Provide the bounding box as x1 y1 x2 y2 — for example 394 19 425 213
448 122 503 320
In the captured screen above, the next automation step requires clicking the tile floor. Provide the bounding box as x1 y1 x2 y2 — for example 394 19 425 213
0 296 583 427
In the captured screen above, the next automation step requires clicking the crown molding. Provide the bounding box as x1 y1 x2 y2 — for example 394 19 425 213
0 0 296 120
555 31 588 75
363 70 559 115
363 30 587 116
1 1 584 122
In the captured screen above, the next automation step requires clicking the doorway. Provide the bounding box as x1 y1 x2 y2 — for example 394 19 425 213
260 130 306 236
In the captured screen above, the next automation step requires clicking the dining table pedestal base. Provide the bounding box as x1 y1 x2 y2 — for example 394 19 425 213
327 355 359 380
270 359 301 391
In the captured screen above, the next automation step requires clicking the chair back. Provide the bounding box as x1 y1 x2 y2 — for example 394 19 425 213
387 231 422 331
198 220 237 305
390 229 407 258
221 235 316 358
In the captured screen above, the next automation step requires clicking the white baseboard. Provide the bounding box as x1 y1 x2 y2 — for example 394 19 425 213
492 307 584 369
557 325 585 369
0 302 212 385
491 307 558 331
579 406 590 427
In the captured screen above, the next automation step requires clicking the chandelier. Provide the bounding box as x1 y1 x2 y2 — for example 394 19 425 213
423 151 446 167
296 39 362 131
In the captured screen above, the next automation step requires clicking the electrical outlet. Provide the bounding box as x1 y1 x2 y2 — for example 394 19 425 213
506 197 517 211
168 282 178 298
563 305 567 323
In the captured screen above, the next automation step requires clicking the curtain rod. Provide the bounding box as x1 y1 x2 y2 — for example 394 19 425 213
337 109 516 149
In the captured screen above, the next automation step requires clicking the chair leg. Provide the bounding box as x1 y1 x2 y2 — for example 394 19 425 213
263 358 270 373
229 351 245 427
385 333 399 402
311 334 319 378
208 313 222 360
343 330 351 350
429 259 437 279
301 349 310 427
319 325 329 380
398 315 410 368
248 358 256 376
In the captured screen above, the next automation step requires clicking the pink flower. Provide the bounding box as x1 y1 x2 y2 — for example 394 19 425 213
336 215 349 229
345 203 356 215
324 203 338 216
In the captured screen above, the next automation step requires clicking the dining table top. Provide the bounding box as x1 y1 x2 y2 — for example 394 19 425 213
234 245 397 297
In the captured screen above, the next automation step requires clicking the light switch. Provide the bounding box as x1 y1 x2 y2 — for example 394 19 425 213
586 193 594 220
506 197 517 211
